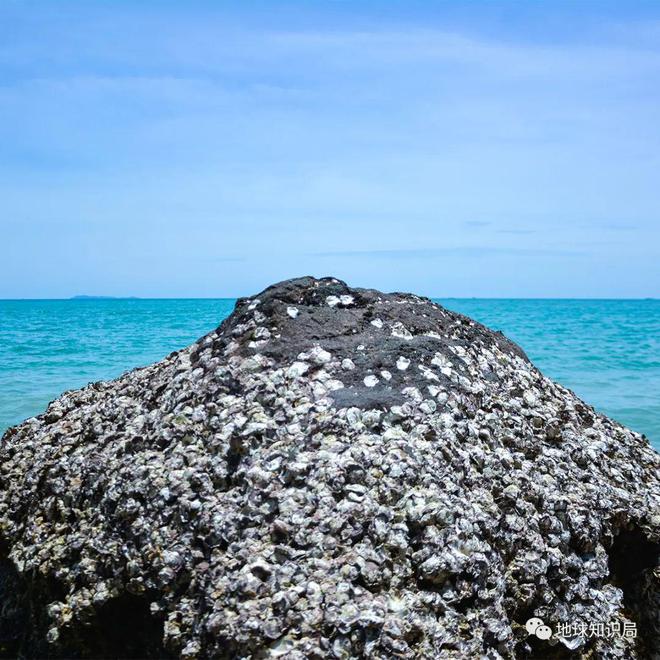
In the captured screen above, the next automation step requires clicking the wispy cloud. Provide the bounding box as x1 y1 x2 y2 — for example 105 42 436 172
600 223 639 231
313 246 583 259
269 27 660 83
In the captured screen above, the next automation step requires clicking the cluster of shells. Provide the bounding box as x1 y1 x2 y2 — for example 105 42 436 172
0 277 658 658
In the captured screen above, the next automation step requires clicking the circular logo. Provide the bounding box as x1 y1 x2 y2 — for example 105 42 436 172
526 617 553 640
536 625 552 640
525 617 544 636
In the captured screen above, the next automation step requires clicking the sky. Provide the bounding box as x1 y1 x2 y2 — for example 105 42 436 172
1 1 659 298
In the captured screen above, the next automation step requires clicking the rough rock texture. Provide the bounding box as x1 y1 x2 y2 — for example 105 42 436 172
1 276 659 659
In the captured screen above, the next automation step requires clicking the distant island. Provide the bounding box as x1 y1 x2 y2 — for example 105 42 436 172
70 295 140 300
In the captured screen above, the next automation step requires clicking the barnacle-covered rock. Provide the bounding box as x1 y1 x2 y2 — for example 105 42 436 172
1 276 659 658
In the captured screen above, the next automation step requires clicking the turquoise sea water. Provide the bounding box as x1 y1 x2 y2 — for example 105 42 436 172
0 299 658 449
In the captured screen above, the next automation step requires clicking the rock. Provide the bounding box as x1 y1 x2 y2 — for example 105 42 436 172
0 275 659 658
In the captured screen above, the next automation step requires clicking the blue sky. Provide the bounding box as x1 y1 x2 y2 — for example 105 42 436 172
2 1 659 298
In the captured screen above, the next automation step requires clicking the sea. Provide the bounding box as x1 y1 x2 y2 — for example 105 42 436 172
0 298 658 450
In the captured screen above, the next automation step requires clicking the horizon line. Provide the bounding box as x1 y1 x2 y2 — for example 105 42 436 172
1 296 658 302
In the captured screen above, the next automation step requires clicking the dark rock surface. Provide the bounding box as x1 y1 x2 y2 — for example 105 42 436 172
0 276 658 658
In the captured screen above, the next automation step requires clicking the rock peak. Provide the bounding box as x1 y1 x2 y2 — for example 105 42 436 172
217 276 528 410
